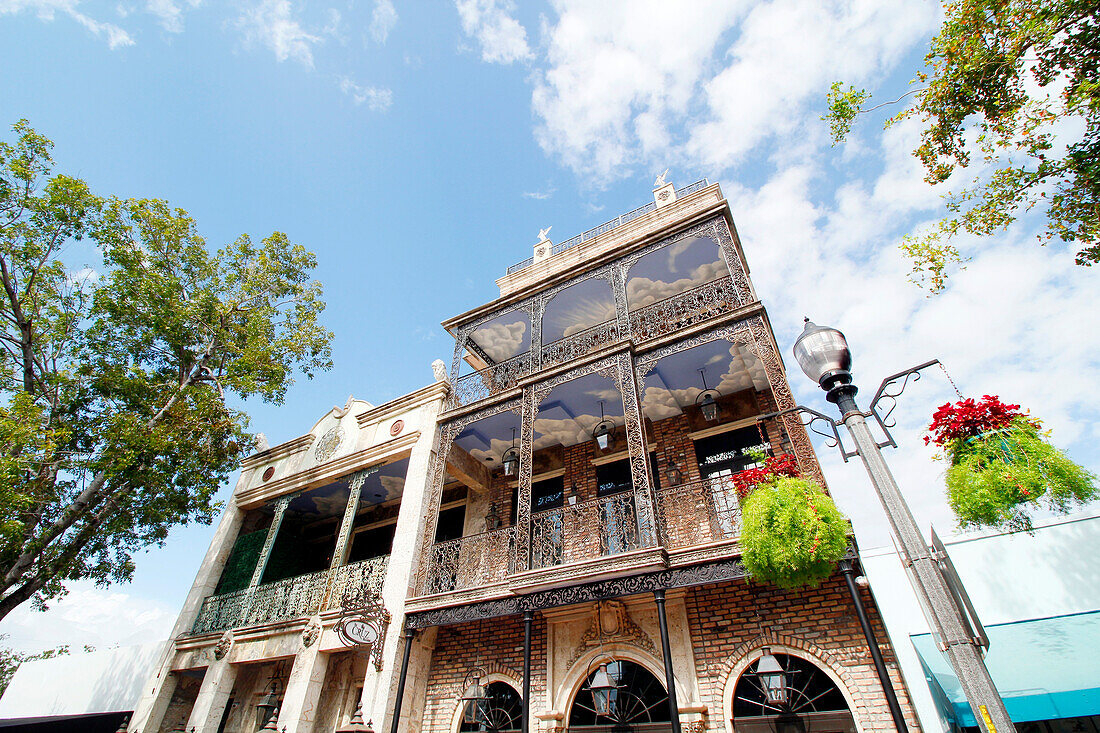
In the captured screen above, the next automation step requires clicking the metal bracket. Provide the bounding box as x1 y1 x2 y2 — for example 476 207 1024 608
865 359 941 450
756 404 860 462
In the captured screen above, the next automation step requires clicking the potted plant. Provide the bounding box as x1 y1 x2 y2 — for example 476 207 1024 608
926 395 1096 531
734 453 849 588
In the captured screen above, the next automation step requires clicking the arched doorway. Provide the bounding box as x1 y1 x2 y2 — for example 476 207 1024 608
731 652 855 733
569 660 672 733
459 681 523 733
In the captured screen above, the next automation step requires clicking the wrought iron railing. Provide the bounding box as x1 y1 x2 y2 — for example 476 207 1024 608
629 275 738 342
655 478 741 549
530 493 641 570
422 526 517 595
540 319 620 368
505 179 710 274
450 352 532 409
191 555 389 634
328 555 390 609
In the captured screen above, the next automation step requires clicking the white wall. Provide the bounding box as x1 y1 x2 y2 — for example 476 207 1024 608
0 641 166 719
858 508 1100 733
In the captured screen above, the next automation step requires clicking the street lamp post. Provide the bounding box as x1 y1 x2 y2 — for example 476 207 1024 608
792 319 1015 733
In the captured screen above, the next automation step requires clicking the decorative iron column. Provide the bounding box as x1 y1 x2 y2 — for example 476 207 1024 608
522 610 533 733
331 467 380 569
610 265 631 338
616 351 658 548
531 299 544 372
652 590 682 733
248 494 293 589
513 387 536 572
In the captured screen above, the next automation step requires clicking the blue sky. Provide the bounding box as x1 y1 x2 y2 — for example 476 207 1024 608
2 0 1097 654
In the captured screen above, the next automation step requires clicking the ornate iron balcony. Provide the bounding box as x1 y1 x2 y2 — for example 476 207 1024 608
190 555 389 635
654 477 742 549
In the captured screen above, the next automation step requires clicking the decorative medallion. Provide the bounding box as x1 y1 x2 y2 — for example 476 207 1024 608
213 630 233 660
536 246 546 257
567 600 658 666
389 419 404 437
658 190 671 201
262 466 275 482
302 616 322 648
314 426 344 462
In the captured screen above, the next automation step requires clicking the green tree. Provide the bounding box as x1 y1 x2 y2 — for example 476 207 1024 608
825 0 1099 292
0 120 333 622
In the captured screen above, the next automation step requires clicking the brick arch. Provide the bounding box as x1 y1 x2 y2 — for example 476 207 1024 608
714 632 870 733
447 665 525 733
555 641 684 722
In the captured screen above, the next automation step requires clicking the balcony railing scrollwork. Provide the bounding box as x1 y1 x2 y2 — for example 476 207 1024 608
655 478 741 549
540 320 619 368
422 526 517 595
530 493 641 570
190 555 390 635
451 352 532 409
630 276 738 342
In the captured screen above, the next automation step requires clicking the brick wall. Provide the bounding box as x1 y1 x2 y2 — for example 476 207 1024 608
417 574 920 733
684 576 921 733
421 614 547 733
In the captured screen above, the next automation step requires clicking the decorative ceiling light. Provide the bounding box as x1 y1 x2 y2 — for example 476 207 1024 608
460 667 490 725
502 428 519 477
592 401 615 451
696 369 721 422
256 682 280 726
336 702 375 733
755 647 788 707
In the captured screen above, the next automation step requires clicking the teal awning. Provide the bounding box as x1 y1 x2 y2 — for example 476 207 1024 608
912 610 1100 728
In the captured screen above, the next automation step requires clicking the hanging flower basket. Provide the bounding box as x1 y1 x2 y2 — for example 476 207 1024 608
735 455 849 589
926 396 1097 532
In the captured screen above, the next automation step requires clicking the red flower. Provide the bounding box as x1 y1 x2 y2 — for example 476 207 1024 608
924 395 1037 447
731 454 800 498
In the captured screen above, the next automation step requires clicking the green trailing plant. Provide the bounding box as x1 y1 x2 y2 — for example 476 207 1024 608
944 420 1096 532
739 473 849 589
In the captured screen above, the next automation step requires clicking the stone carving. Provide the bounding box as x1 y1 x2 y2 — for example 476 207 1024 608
654 169 669 187
568 600 658 666
538 226 552 242
302 616 322 647
253 433 270 452
333 394 356 418
432 359 448 382
213 630 233 660
314 426 344 462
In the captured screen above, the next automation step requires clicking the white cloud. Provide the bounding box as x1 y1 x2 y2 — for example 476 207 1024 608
236 0 321 67
339 76 393 111
470 318 527 362
0 0 134 48
369 0 396 44
144 0 199 32
2 584 176 654
523 188 556 200
455 0 531 65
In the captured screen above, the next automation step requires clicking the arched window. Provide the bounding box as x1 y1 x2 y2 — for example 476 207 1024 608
732 653 854 733
460 681 523 733
569 660 670 731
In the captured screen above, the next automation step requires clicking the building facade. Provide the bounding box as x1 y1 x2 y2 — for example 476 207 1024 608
131 179 920 733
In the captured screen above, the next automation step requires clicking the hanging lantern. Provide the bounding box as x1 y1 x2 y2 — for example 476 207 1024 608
502 427 520 477
665 460 682 487
696 369 721 422
756 648 788 707
460 670 489 725
588 662 619 717
336 702 375 733
256 682 280 726
592 401 615 451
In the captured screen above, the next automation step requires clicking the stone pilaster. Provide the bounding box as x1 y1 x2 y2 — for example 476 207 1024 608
186 657 237 733
130 494 246 732
277 643 329 733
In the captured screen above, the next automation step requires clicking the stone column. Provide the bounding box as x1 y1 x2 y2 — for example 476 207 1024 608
277 642 329 733
186 657 237 732
130 494 246 732
368 391 448 733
